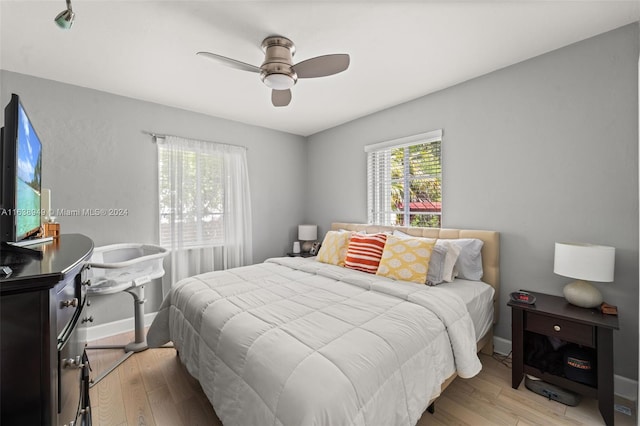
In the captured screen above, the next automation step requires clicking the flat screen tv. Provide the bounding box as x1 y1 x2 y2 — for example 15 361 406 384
0 94 43 243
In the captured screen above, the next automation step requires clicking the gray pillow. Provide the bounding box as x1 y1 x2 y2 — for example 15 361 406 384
426 243 448 286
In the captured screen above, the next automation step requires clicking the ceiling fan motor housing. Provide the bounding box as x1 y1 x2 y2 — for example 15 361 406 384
260 36 297 89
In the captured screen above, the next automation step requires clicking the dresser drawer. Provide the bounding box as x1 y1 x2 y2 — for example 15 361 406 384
56 275 78 338
525 312 595 347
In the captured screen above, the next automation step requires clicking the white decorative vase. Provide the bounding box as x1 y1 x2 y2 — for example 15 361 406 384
292 241 301 254
563 280 603 308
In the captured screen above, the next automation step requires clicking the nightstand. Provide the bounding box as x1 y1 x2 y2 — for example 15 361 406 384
286 252 315 257
509 291 619 426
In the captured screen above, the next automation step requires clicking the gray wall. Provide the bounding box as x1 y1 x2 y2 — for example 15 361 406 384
307 23 639 381
1 24 637 382
0 70 308 324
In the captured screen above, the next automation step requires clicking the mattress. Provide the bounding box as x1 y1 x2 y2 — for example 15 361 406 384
437 278 495 342
148 256 486 426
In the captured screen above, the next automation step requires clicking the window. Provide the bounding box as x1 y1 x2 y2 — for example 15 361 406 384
158 143 225 247
157 135 252 283
366 130 442 227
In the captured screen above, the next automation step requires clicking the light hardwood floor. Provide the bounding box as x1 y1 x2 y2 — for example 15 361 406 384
87 331 636 426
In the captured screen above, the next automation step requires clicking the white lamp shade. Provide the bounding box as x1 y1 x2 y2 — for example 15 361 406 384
263 74 295 90
554 242 615 282
298 225 317 241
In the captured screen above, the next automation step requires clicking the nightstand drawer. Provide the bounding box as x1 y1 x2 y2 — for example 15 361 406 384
525 312 595 347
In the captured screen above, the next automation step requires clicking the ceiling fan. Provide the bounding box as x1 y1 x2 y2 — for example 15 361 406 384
197 36 350 107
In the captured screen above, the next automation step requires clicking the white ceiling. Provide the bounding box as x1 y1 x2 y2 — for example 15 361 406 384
1 1 639 136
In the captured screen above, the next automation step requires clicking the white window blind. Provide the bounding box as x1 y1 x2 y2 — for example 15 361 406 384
366 130 442 227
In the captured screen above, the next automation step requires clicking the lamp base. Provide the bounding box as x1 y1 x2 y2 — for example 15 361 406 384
563 280 603 308
301 241 315 252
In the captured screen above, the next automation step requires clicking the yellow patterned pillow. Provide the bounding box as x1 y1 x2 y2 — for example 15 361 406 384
376 235 435 284
316 231 352 266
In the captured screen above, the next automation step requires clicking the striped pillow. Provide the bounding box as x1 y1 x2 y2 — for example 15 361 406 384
344 233 387 274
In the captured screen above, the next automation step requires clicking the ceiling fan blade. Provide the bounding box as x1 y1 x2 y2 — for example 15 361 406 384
293 54 350 78
196 51 261 73
272 89 292 107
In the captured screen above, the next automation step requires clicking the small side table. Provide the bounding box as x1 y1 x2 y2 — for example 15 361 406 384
509 291 619 426
286 252 315 258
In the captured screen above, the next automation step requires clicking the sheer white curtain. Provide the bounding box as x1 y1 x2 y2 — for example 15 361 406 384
157 135 252 287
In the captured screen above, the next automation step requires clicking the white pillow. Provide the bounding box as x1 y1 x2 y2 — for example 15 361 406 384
436 240 462 282
449 238 484 281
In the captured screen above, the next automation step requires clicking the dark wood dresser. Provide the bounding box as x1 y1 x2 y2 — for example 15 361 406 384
0 234 94 425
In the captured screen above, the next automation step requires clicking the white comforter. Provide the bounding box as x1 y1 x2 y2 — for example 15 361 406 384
147 257 482 426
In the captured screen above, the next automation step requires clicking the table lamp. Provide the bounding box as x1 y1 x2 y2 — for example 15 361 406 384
298 225 318 252
553 242 615 308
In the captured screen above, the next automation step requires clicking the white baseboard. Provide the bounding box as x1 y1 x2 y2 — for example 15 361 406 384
493 336 512 356
491 336 637 402
86 312 157 342
614 374 639 403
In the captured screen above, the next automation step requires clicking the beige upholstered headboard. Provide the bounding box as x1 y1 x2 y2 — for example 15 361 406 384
331 223 500 323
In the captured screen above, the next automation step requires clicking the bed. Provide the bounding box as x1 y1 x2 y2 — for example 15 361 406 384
147 222 500 426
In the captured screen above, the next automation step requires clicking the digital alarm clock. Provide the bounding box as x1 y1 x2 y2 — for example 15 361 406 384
509 290 536 305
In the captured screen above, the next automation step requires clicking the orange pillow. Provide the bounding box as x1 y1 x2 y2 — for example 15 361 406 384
344 233 387 274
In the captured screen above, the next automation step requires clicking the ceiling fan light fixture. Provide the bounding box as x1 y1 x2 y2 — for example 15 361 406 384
262 73 295 90
197 34 350 107
54 0 75 29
